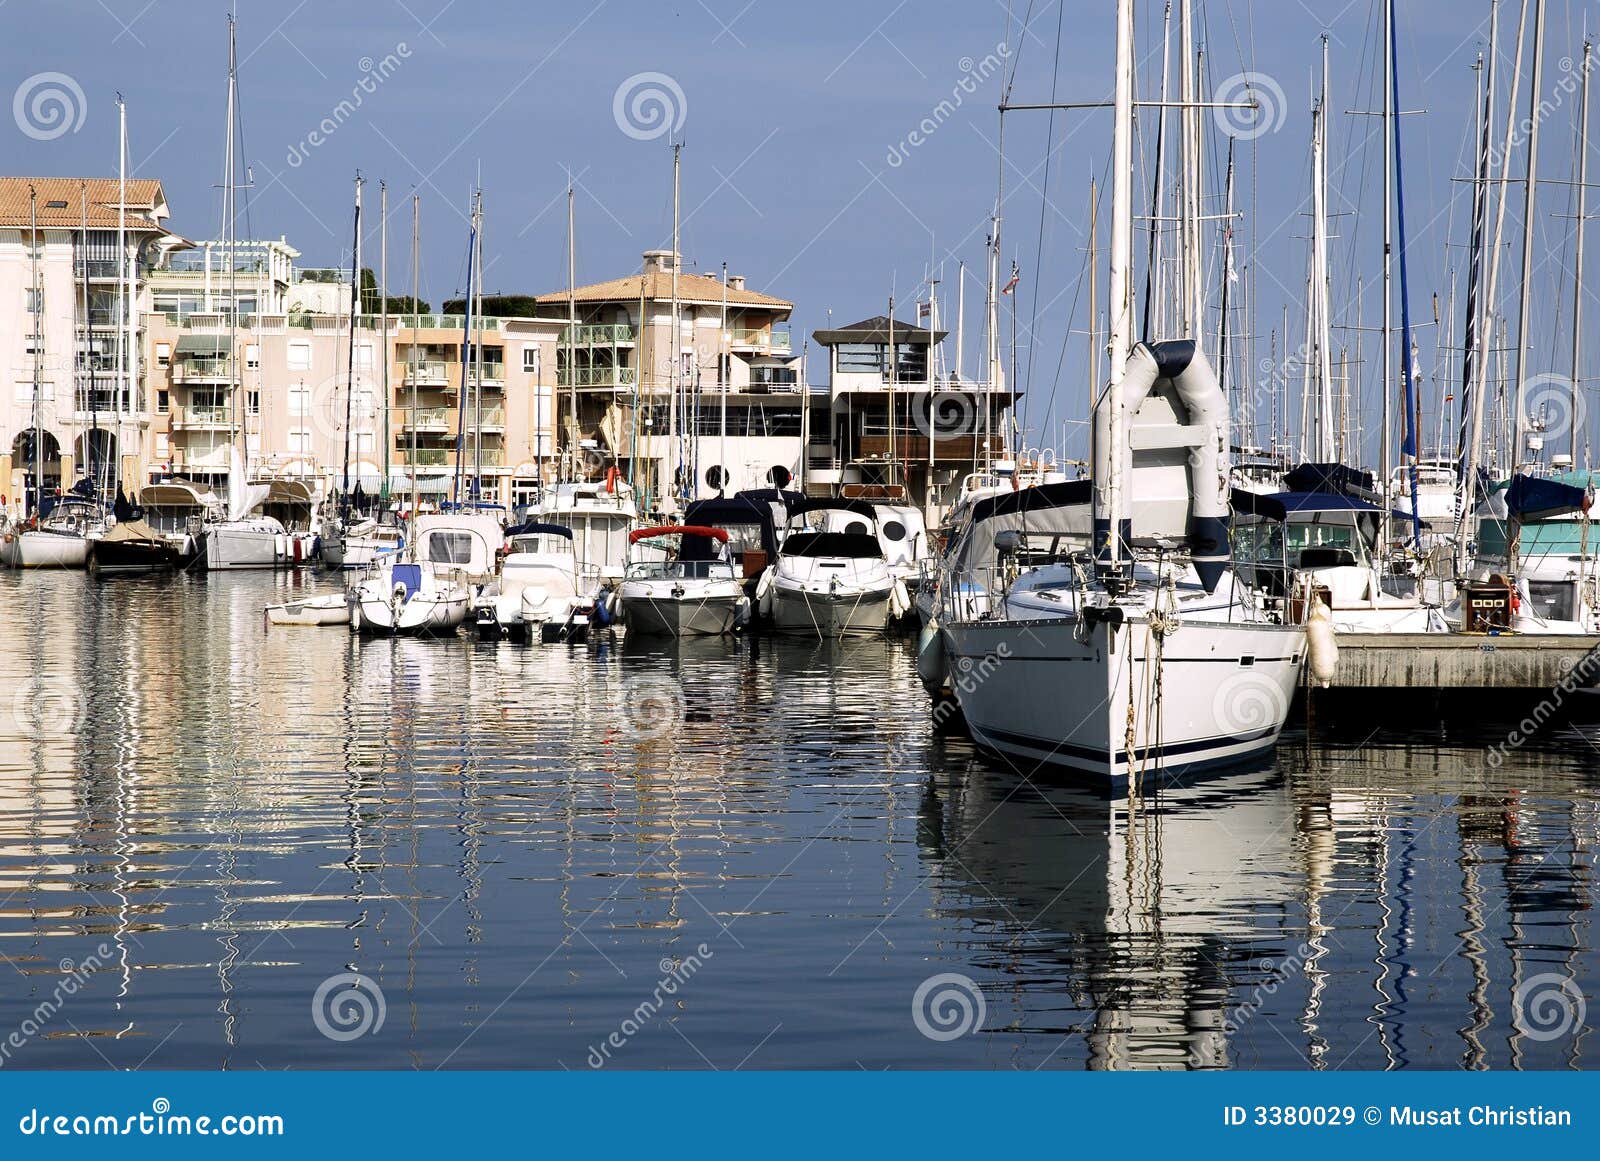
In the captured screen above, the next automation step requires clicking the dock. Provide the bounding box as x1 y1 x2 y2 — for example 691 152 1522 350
1325 632 1600 691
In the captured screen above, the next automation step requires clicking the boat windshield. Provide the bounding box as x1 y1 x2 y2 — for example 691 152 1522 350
625 559 735 580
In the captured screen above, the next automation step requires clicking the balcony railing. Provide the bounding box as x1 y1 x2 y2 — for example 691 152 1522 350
560 323 636 345
731 326 791 352
401 361 451 385
469 407 505 429
398 407 450 431
171 361 237 384
171 405 234 429
558 365 636 388
407 448 449 466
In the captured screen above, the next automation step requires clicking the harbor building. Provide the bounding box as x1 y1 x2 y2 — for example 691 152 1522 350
0 176 186 514
531 249 807 513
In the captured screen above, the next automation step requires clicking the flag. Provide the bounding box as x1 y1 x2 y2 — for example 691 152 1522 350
917 301 931 321
1001 262 1020 295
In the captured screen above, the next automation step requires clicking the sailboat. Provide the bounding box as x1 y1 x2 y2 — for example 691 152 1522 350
934 0 1303 782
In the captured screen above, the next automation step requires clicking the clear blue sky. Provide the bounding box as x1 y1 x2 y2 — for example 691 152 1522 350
4 0 1592 461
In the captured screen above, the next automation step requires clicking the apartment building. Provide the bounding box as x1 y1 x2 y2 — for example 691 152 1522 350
0 176 185 514
532 249 806 511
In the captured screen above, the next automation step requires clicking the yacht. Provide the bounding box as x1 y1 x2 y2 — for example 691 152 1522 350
934 340 1304 782
519 479 639 582
205 478 319 570
318 514 406 569
140 481 220 566
473 521 598 642
1470 471 1599 632
766 498 901 636
616 525 747 636
0 495 102 569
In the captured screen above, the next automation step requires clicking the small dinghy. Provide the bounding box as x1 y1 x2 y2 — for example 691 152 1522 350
264 593 350 627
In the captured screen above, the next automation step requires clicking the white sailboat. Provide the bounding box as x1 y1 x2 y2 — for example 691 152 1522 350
351 512 498 635
935 0 1303 782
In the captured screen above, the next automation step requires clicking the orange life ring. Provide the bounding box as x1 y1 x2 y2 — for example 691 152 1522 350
605 466 619 493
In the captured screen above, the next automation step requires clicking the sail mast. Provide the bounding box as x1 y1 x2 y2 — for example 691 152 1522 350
380 180 390 503
1571 39 1592 462
30 185 41 514
1511 0 1548 469
409 194 420 521
117 96 129 497
1105 0 1135 573
565 175 576 483
342 173 362 515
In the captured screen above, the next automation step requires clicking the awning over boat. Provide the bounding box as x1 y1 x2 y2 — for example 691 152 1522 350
1231 490 1418 525
1505 473 1594 520
174 334 231 355
1282 461 1376 498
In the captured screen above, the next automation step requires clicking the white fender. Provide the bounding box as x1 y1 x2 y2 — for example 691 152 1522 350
1306 597 1338 688
916 618 947 696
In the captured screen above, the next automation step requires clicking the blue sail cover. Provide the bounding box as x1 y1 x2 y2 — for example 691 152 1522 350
1504 474 1594 520
1282 462 1377 498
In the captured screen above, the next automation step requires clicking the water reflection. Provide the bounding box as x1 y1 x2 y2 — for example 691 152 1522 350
0 571 1596 1069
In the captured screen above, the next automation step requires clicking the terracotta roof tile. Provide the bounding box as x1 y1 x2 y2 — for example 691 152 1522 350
0 176 169 230
533 269 790 310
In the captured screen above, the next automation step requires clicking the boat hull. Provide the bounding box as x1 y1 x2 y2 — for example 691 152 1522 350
206 525 316 570
87 538 180 577
618 583 742 636
356 592 468 636
0 530 89 569
771 584 891 637
266 594 350 626
943 615 1304 782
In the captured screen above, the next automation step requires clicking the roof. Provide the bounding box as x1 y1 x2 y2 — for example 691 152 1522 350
812 315 947 346
533 269 791 310
0 177 168 230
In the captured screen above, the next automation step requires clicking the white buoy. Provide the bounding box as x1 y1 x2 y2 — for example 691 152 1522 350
916 618 947 697
1306 596 1338 688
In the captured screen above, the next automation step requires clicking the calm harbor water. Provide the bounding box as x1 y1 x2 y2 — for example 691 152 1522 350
1 569 1596 1070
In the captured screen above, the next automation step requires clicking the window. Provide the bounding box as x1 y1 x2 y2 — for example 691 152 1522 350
288 342 311 370
24 334 44 356
246 343 260 370
289 386 310 415
356 342 374 369
836 343 882 373
354 432 375 454
155 433 169 456
156 342 171 368
287 430 311 455
156 389 169 414
247 390 260 416
426 531 475 564
523 345 540 374
25 288 42 314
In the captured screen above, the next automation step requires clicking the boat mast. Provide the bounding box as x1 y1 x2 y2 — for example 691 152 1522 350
29 185 41 516
1106 0 1135 573
1312 35 1336 461
1571 39 1592 463
224 15 243 508
719 260 728 493
409 194 420 521
451 191 478 509
1380 0 1394 548
1510 0 1547 470
671 142 682 507
81 182 98 495
380 180 390 507
473 189 484 501
1180 0 1202 340
565 175 576 484
117 95 129 497
342 172 362 516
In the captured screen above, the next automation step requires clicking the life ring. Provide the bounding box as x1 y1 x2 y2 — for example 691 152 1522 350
605 466 619 493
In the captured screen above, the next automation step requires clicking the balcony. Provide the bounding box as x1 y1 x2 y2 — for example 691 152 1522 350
731 326 791 353
854 433 1006 464
560 323 636 346
466 407 505 432
171 405 235 431
171 361 236 385
406 448 449 467
558 365 636 389
398 407 450 433
401 360 451 386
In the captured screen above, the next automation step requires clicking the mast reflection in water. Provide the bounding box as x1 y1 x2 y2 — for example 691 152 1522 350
0 572 1595 1069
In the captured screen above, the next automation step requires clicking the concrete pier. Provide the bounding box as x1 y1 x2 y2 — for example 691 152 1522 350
1326 632 1600 691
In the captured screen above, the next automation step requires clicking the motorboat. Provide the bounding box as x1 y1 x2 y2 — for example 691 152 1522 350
473 522 598 642
265 593 351 626
352 513 499 636
87 519 181 577
765 497 903 636
1467 471 1599 632
615 525 747 637
518 478 639 581
934 340 1305 782
140 481 219 566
